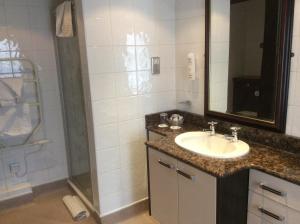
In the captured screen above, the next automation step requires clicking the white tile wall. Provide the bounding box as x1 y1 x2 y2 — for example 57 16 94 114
81 0 176 215
81 0 300 216
0 0 67 200
287 0 300 137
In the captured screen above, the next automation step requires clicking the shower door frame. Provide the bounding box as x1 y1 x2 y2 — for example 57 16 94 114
53 0 100 214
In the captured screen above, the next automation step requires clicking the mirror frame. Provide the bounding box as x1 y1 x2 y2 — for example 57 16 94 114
205 0 295 132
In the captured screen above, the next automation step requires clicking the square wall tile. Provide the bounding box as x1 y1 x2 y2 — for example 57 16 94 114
94 123 119 150
8 29 33 51
139 94 157 115
156 20 175 45
93 99 118 126
153 0 175 20
82 0 110 22
4 0 28 6
90 74 116 100
33 50 57 71
5 5 30 29
117 96 141 121
96 147 120 174
137 70 153 94
27 169 49 187
85 17 112 46
120 141 146 167
99 169 122 197
114 46 137 72
121 161 147 191
115 72 138 97
29 5 51 30
119 119 143 144
110 0 135 45
134 16 156 46
87 46 115 74
175 0 205 19
175 17 204 44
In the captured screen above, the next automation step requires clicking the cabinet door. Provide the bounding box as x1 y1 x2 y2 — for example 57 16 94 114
148 148 178 224
247 212 272 224
177 161 217 224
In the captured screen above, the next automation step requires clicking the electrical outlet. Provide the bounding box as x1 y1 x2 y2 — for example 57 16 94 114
9 162 21 176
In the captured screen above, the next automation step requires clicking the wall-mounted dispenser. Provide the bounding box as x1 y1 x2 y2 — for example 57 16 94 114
187 52 196 80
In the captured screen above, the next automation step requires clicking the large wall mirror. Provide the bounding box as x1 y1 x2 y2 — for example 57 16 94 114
205 0 295 132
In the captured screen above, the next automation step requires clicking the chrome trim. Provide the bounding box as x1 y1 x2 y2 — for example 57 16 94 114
259 207 285 221
176 169 196 181
260 183 286 196
158 160 174 169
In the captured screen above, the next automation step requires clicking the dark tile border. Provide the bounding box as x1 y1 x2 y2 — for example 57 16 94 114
0 193 33 211
33 179 68 197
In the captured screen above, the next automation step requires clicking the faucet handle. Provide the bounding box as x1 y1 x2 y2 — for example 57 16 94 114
230 127 241 132
226 127 241 142
208 121 218 127
206 121 218 135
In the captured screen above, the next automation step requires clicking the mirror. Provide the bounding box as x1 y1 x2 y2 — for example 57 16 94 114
205 0 294 132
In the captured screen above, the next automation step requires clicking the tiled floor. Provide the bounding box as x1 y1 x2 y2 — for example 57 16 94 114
0 187 158 224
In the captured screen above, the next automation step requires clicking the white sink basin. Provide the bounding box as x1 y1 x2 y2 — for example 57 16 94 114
175 132 250 159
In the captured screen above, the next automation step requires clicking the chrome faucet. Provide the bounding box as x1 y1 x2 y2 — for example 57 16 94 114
225 127 241 142
203 121 218 135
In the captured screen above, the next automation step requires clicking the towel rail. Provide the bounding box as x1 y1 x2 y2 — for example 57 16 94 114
1 139 51 151
0 58 48 150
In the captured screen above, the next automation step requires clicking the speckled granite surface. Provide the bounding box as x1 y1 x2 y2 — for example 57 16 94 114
145 111 300 186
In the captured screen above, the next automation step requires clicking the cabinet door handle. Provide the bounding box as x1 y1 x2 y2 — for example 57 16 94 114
176 169 195 181
258 207 285 221
158 160 174 169
260 183 286 196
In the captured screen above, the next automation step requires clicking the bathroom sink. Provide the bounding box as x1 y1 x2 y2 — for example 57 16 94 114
175 132 250 159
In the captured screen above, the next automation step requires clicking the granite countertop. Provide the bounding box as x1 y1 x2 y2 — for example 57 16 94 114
145 123 300 186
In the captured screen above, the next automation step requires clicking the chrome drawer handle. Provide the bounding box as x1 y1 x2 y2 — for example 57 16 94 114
259 207 285 221
176 169 195 181
260 183 286 196
158 160 174 169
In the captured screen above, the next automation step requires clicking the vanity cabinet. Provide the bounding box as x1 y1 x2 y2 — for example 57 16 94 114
147 148 249 224
247 170 300 224
177 161 216 224
148 148 178 224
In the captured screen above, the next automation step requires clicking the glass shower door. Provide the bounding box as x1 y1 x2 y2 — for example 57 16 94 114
56 36 93 203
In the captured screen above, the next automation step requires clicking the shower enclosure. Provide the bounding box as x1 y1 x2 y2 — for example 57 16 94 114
53 0 98 210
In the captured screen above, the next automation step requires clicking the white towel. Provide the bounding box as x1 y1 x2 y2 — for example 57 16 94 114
63 195 90 221
56 1 74 37
0 104 32 137
0 78 24 107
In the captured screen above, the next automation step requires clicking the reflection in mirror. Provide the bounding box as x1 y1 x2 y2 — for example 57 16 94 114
209 0 281 122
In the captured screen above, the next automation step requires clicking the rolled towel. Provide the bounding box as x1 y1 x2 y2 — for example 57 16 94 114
62 195 90 221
